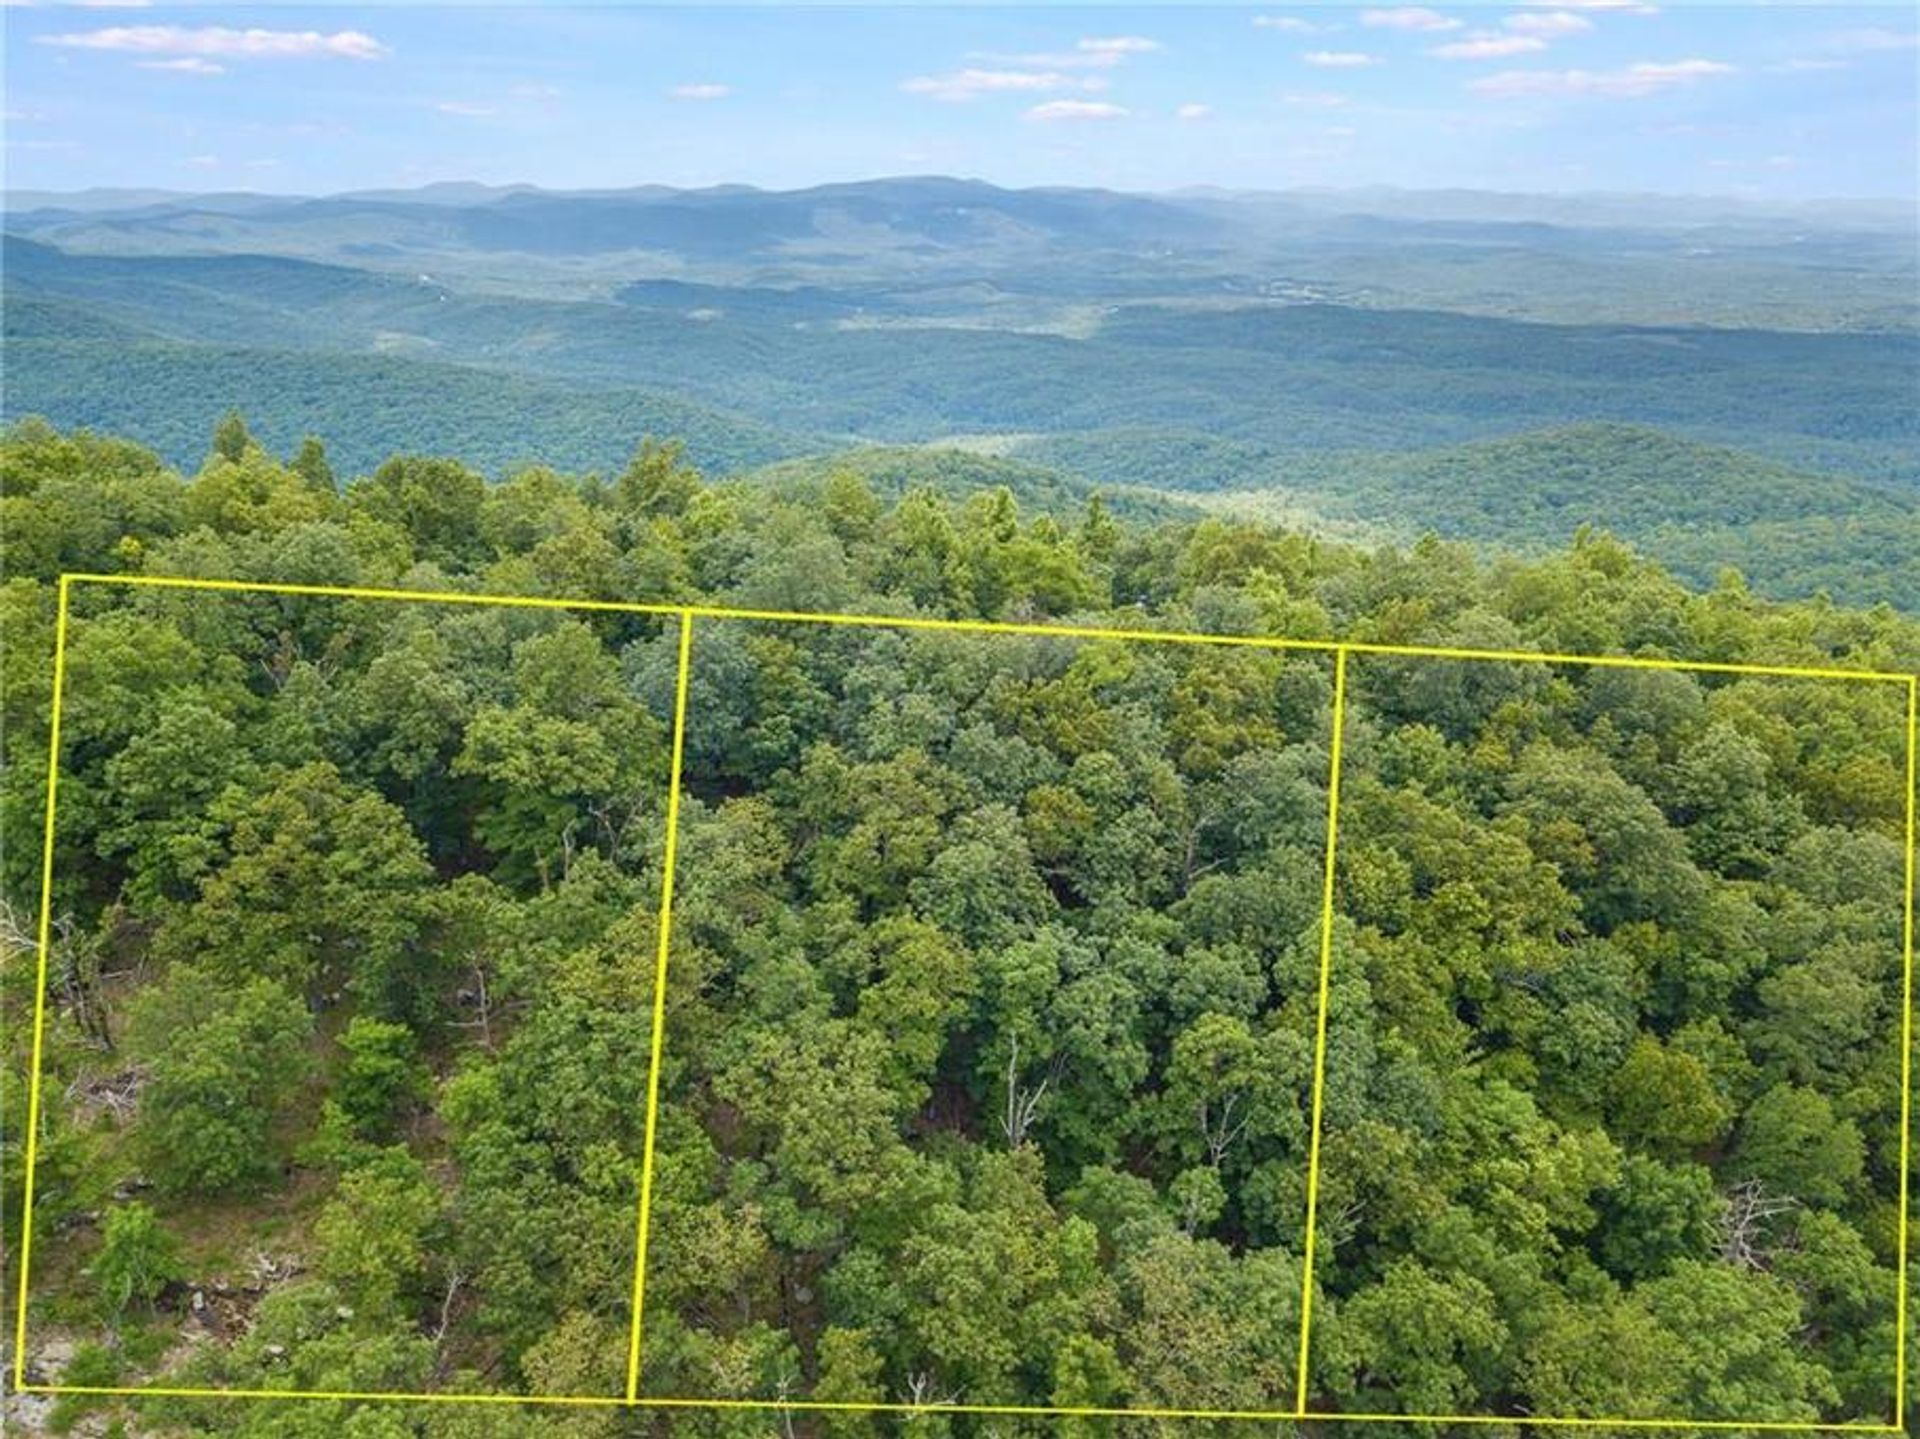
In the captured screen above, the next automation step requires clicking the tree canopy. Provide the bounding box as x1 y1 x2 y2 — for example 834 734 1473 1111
1 418 1913 1435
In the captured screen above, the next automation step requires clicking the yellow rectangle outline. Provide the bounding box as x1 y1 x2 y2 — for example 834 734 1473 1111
4 571 1912 1434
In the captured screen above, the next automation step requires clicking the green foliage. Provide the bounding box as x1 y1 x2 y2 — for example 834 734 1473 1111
335 1018 430 1141
89 1203 183 1318
151 760 434 1014
1606 1036 1733 1158
313 1149 443 1318
212 408 255 465
126 964 313 1195
3 418 1910 1425
1197 425 1920 609
1734 1084 1865 1208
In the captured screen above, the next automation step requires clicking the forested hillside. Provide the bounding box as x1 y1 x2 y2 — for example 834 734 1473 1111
1 334 822 482
10 181 1918 614
1 419 1915 1436
1180 425 1920 610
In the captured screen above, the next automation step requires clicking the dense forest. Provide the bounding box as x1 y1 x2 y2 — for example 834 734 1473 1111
1081 425 1920 611
1 416 1915 1437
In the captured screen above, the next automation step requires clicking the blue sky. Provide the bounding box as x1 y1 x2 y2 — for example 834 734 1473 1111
4 4 1915 198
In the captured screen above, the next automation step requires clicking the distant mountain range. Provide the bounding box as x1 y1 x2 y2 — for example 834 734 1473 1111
6 177 1913 328
12 177 1911 227
3 176 1915 607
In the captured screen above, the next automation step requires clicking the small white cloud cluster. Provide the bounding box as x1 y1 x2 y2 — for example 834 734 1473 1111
906 33 1161 121
1505 11 1595 37
1434 34 1545 60
39 24 388 61
903 68 1106 102
1026 99 1129 123
1251 16 1323 34
1429 7 1616 63
1471 57 1733 98
1360 8 1461 33
138 56 224 75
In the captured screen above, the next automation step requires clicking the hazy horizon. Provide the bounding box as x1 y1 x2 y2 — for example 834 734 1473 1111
7 173 1915 208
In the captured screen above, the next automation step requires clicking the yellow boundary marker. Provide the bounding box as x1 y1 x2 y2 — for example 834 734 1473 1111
1898 676 1918 1422
2 1379 1904 1430
9 571 1916 1431
50 572 1916 684
11 576 70 1393
4 1385 1908 1430
1296 647 1348 1412
625 613 694 1402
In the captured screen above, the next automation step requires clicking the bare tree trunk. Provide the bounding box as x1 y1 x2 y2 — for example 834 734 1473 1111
1200 1091 1248 1167
1717 1178 1797 1270
1000 1038 1063 1150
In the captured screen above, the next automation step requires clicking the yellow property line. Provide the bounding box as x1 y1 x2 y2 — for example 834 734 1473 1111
11 577 71 1393
10 1382 1905 1430
56 572 1915 683
1898 676 1918 1419
1295 647 1348 1411
15 572 1918 1428
626 613 695 1401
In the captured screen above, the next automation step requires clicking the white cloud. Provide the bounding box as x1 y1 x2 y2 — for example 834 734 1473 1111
1078 35 1160 57
1302 50 1380 68
1025 99 1129 122
1766 58 1847 74
971 36 1159 71
1433 34 1547 59
902 68 1098 102
38 25 387 60
434 100 495 117
137 56 223 74
1361 8 1461 31
183 154 219 168
668 82 731 101
1176 102 1213 120
1323 124 1359 137
1515 0 1656 12
1281 90 1351 106
511 82 563 99
1822 27 1917 54
1503 11 1593 37
1252 16 1322 32
1471 57 1733 98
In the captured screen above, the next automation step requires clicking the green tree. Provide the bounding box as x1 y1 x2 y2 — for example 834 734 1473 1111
335 1017 430 1141
211 408 255 464
1734 1083 1864 1207
291 435 338 494
347 454 488 565
1606 1036 1732 1158
89 1202 183 1318
1332 1259 1507 1413
312 1149 442 1318
127 965 312 1195
153 761 433 1013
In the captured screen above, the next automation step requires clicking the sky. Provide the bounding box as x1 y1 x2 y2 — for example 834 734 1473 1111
3 3 1916 199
